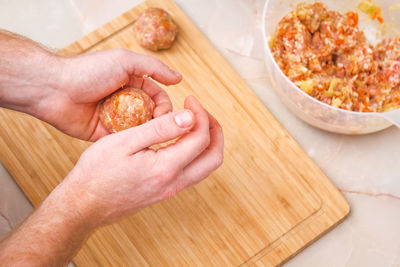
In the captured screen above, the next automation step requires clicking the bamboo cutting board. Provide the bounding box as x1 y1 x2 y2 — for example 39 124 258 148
0 0 349 266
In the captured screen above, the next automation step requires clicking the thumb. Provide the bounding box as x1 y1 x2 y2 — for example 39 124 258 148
115 109 195 153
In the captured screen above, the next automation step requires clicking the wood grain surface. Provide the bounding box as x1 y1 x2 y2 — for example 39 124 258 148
0 0 350 266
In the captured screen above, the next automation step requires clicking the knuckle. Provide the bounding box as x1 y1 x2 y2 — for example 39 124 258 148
158 167 178 183
199 134 211 149
214 152 224 169
217 124 224 135
150 57 164 68
111 49 131 69
91 135 114 152
163 187 180 200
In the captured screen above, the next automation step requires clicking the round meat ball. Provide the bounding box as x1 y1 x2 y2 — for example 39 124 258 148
134 7 178 51
99 88 155 133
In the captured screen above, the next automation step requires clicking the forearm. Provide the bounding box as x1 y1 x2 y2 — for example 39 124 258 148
0 30 62 117
0 174 98 267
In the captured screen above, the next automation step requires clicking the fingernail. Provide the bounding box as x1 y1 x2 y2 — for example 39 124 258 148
174 110 193 128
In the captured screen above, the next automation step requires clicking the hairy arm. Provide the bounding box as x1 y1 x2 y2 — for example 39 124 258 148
0 31 224 266
0 181 98 266
0 30 60 116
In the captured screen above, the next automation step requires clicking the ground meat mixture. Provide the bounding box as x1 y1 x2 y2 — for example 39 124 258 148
99 88 155 133
270 2 400 112
134 8 178 51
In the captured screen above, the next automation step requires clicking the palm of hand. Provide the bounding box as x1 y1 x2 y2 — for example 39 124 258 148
44 49 180 141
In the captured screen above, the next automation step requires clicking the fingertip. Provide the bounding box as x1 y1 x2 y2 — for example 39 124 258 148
184 95 199 109
174 109 194 128
129 53 182 86
161 69 182 85
173 71 183 83
88 123 113 142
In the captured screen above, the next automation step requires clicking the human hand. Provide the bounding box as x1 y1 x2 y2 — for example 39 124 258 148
0 32 179 141
39 49 181 141
58 96 223 226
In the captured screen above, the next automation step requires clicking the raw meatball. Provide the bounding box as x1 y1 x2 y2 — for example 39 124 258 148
99 88 155 133
134 7 178 51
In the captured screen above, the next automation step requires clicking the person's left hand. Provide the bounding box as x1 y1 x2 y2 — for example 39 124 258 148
38 49 181 141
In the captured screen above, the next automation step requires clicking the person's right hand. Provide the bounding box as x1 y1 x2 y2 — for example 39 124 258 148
56 96 224 226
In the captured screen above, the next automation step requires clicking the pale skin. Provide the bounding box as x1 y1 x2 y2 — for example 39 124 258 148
0 31 224 266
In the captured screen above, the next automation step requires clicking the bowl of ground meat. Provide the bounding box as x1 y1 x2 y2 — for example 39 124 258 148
263 0 400 134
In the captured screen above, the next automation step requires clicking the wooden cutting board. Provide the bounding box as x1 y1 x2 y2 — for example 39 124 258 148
0 0 350 266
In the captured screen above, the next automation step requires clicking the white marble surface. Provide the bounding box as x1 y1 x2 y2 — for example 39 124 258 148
0 0 399 266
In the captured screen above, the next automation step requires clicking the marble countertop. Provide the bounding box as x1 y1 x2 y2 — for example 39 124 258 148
0 0 399 266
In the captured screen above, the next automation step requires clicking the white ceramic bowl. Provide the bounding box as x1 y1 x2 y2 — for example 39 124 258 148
262 0 400 134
